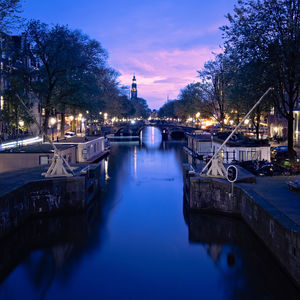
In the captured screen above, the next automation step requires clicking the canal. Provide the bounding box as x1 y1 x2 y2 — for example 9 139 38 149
0 126 299 299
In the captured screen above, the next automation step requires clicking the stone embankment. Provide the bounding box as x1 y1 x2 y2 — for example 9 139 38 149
0 163 102 239
183 164 300 287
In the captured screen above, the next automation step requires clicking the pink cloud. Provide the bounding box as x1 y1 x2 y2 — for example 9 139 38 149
111 46 220 109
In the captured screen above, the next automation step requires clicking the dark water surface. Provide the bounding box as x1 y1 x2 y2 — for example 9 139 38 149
0 127 299 300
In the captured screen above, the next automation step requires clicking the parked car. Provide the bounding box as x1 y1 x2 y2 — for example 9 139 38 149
237 160 291 176
64 131 76 138
253 163 291 176
271 146 297 161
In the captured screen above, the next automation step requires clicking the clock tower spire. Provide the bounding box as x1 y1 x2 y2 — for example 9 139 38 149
131 75 137 100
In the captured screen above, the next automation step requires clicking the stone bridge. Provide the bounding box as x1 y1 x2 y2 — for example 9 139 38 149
103 121 196 140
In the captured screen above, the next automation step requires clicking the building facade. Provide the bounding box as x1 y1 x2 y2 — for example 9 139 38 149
0 32 41 141
267 97 300 145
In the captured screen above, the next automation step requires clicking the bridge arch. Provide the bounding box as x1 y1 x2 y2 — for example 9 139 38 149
169 127 186 139
137 125 166 137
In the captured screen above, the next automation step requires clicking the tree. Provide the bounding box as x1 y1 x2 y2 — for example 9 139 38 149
131 97 150 119
23 21 108 136
197 54 230 129
0 0 22 32
222 0 300 157
225 56 272 139
158 100 177 119
177 82 204 120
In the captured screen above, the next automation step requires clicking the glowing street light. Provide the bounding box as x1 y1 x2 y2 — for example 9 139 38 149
50 117 56 126
19 120 24 127
50 117 56 140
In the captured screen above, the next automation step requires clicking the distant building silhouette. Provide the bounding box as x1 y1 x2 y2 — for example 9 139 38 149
130 75 137 100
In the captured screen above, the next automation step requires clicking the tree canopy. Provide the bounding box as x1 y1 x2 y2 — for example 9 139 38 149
0 0 22 32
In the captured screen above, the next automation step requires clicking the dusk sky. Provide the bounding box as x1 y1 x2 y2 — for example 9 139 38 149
21 0 237 109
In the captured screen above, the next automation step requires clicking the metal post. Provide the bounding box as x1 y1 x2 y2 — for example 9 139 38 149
15 94 74 177
200 87 273 177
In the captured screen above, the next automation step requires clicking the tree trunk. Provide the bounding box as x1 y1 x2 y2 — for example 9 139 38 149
72 119 76 132
43 107 50 142
255 123 260 140
60 112 65 138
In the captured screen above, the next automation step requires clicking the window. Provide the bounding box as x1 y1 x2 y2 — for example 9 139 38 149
39 155 49 165
239 151 246 161
0 95 4 110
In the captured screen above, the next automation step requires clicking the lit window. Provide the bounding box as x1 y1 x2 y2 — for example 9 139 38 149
0 95 4 110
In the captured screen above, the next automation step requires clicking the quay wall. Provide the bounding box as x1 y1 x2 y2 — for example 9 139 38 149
0 164 101 239
184 167 300 287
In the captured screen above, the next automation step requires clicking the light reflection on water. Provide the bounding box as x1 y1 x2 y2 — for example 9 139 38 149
0 127 299 299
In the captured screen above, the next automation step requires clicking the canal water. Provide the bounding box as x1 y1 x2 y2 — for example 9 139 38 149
0 126 299 299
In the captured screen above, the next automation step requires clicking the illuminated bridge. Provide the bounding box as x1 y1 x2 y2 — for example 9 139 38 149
107 120 197 140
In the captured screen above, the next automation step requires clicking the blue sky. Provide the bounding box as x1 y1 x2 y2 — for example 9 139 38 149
21 0 237 109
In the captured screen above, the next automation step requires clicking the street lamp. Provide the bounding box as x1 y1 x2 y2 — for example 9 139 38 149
78 113 83 133
50 117 56 140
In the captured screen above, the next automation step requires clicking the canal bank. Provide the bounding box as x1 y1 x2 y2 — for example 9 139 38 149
0 162 102 239
183 166 300 287
0 127 299 299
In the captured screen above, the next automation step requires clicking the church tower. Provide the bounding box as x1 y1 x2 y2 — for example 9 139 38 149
131 75 137 100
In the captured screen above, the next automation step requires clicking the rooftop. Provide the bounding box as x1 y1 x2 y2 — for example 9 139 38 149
0 143 76 154
213 132 270 147
55 135 103 144
187 133 212 141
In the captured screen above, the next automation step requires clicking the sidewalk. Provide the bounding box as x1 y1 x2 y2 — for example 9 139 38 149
239 176 300 227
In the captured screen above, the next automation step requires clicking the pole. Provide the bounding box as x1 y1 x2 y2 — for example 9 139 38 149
15 94 74 176
201 87 273 175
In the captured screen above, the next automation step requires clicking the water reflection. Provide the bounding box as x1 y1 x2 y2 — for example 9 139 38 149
140 126 162 149
184 203 300 299
0 127 299 299
0 199 103 299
